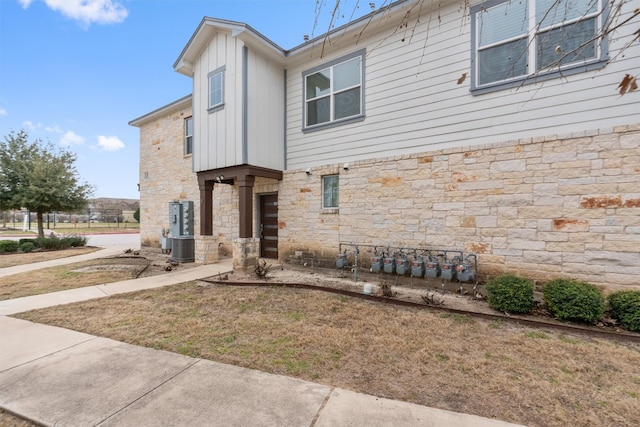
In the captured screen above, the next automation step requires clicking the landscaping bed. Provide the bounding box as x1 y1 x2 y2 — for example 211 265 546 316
15 263 640 427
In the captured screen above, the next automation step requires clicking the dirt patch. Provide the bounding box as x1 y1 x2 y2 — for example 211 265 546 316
0 247 100 268
0 251 199 301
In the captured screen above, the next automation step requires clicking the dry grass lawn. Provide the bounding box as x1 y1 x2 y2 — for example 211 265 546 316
17 281 640 427
0 247 99 268
0 257 149 301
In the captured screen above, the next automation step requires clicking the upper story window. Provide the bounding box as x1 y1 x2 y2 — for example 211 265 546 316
184 117 193 155
303 49 365 131
208 66 225 111
471 0 606 93
322 175 339 209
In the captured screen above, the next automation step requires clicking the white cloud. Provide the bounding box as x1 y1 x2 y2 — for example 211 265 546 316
22 121 41 132
20 0 129 26
0 108 6 116
45 124 63 133
60 130 85 146
97 135 125 151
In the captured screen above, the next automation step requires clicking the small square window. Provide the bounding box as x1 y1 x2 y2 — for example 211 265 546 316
208 66 225 111
322 175 339 209
184 117 193 155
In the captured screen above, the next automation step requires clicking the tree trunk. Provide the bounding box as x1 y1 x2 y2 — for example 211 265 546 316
37 211 45 238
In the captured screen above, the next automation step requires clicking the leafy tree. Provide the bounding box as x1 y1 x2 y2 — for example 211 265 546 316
133 206 140 222
0 130 94 238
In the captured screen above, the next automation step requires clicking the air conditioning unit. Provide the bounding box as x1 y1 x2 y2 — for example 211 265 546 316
171 236 195 263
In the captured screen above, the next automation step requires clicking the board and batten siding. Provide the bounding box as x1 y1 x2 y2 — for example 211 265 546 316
246 50 285 171
191 31 285 173
192 32 243 172
285 0 639 170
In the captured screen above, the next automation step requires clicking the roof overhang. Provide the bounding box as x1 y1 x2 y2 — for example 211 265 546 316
128 95 192 128
173 18 287 76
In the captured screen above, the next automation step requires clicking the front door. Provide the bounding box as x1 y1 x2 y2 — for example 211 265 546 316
259 194 278 259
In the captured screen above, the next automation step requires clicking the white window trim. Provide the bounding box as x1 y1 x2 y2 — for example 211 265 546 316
322 174 339 210
184 116 193 156
302 49 366 133
208 66 225 112
470 0 609 94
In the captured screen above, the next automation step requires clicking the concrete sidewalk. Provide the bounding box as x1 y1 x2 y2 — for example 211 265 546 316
0 251 525 426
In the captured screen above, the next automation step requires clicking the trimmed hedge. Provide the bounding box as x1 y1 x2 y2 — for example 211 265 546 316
0 240 20 253
543 279 605 323
19 241 35 253
608 291 640 332
485 274 535 314
18 238 40 248
36 234 87 250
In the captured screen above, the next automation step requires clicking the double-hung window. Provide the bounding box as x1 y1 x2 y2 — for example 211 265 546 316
208 66 225 111
471 0 605 91
303 49 365 130
184 117 193 155
322 175 339 209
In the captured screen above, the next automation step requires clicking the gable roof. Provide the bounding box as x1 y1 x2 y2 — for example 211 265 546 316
173 18 287 76
173 0 418 75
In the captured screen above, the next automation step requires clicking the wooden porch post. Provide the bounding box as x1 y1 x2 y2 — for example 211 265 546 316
199 181 214 236
237 174 255 238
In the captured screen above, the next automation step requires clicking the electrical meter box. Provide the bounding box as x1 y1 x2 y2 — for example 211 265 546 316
425 258 441 278
181 201 194 236
383 256 395 274
336 253 348 269
441 261 456 280
456 263 475 283
395 258 409 275
169 201 194 237
371 256 382 273
411 259 424 278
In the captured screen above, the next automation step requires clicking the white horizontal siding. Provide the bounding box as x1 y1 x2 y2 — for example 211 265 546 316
285 0 639 170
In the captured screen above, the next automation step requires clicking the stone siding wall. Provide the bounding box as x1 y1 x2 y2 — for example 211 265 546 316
139 105 199 250
278 125 640 289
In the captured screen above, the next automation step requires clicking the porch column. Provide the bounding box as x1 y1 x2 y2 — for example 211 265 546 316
237 174 255 238
199 181 214 236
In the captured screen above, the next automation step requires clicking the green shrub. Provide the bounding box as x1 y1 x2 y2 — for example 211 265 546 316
485 274 535 314
18 238 40 248
35 234 86 250
19 241 35 253
61 234 88 248
36 234 64 250
543 279 605 323
608 291 640 332
0 240 20 253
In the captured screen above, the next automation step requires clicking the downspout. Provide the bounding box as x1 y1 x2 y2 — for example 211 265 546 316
242 45 248 165
283 69 287 170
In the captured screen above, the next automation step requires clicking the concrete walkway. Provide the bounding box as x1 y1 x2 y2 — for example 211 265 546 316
0 247 525 426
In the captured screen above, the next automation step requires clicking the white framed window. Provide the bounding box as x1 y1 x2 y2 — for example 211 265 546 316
208 66 225 111
322 175 339 209
184 117 193 155
303 49 365 131
471 0 606 92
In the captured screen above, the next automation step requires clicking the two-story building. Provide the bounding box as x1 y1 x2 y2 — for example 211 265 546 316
130 0 639 289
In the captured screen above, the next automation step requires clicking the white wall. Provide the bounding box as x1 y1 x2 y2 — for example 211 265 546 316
192 31 285 173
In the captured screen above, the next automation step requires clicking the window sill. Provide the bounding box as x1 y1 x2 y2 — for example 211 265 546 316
303 114 365 134
470 58 608 95
321 208 339 214
208 103 225 113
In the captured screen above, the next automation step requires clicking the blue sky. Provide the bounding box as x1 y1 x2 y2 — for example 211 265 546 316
0 0 372 200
